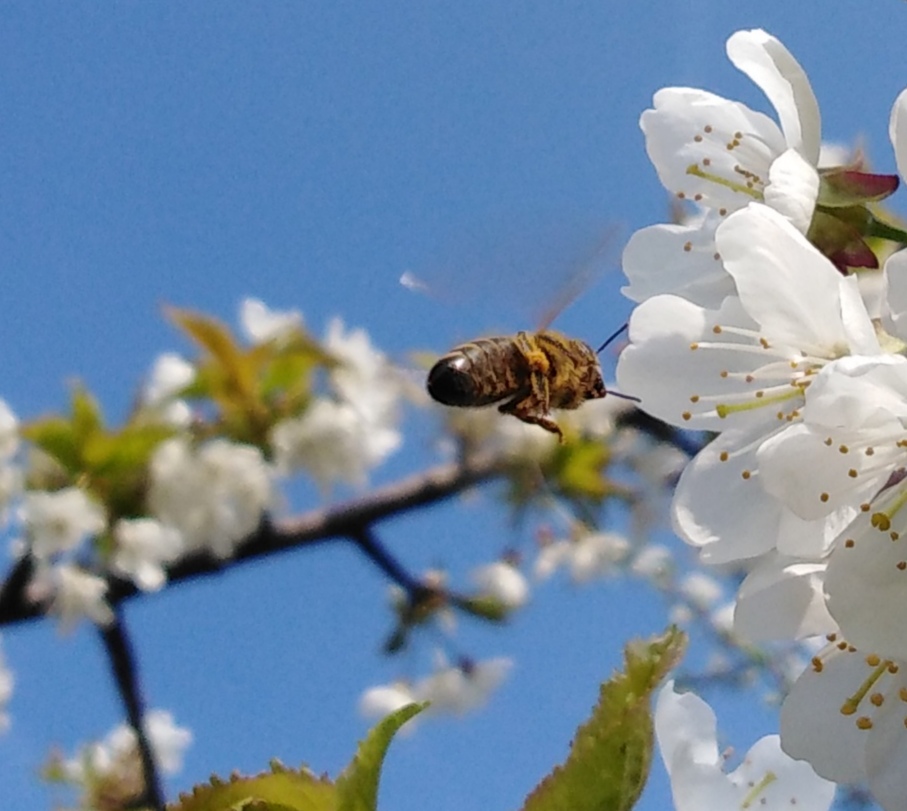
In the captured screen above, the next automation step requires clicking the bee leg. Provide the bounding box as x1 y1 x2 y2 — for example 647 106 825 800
514 331 552 413
499 396 564 443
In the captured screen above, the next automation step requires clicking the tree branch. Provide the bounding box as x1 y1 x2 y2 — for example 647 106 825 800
98 609 165 811
0 450 507 627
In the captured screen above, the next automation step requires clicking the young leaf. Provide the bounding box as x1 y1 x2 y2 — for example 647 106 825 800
168 762 336 811
522 626 687 811
336 702 426 811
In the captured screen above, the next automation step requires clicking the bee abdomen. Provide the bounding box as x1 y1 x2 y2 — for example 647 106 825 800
427 338 525 407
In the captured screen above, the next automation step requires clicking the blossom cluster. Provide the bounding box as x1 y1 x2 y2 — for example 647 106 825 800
0 299 407 638
617 28 907 808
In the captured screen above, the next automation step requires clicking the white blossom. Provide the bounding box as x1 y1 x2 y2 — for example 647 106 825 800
142 353 196 427
358 681 420 728
780 642 907 810
110 517 184 591
65 709 192 780
678 572 723 610
0 638 13 733
657 680 835 811
0 399 19 460
624 29 821 309
618 203 877 565
148 437 273 558
415 652 512 716
31 563 114 633
471 560 529 610
20 487 107 560
534 530 630 583
324 317 401 423
272 397 399 488
239 297 304 345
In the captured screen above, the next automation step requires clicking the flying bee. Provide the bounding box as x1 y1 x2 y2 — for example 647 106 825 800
427 324 636 442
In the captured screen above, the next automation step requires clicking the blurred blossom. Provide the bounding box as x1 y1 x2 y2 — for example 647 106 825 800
111 518 184 591
657 681 835 811
0 399 19 460
630 544 674 581
678 572 724 609
239 297 304 345
669 604 694 626
358 681 420 729
359 653 512 725
143 353 195 406
0 639 12 733
0 463 22 529
444 406 558 462
535 530 630 583
142 353 196 427
324 317 402 421
20 487 106 560
471 560 529 610
64 709 192 782
148 437 273 558
709 601 736 635
272 397 400 489
418 652 512 716
30 563 114 633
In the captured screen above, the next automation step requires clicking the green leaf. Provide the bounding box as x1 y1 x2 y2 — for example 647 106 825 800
167 762 337 811
521 627 687 811
70 387 104 446
336 703 427 811
21 416 80 475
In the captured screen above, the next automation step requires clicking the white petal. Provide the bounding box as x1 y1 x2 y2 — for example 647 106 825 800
642 87 784 209
780 648 871 784
717 204 858 353
672 423 784 563
882 249 907 343
617 295 764 432
621 216 733 309
764 148 819 234
655 681 721 772
802 355 907 428
728 735 836 810
726 29 820 163
826 513 907 660
889 88 907 183
864 691 907 811
735 555 835 642
757 423 867 520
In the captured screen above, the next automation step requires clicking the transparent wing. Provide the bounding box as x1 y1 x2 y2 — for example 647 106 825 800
400 211 620 332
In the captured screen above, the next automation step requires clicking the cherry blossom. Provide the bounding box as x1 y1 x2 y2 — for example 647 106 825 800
781 641 907 811
238 297 304 345
148 437 273 558
657 680 835 811
624 29 821 308
618 203 877 563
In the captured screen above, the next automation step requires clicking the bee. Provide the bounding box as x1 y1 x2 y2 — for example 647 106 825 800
427 324 635 442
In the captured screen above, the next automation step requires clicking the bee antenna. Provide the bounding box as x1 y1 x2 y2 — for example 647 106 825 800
608 390 641 404
596 323 629 355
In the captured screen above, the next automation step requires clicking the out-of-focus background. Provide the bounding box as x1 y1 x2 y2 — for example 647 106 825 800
0 3 901 809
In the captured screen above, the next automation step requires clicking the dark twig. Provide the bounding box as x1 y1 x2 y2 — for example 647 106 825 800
98 609 165 811
350 525 425 595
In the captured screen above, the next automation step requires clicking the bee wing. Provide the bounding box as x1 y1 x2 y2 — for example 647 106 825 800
401 212 620 333
535 223 619 331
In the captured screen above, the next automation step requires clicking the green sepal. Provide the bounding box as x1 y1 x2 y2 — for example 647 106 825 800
521 626 687 811
336 703 427 811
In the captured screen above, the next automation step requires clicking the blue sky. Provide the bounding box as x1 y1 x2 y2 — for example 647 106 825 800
0 3 903 809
